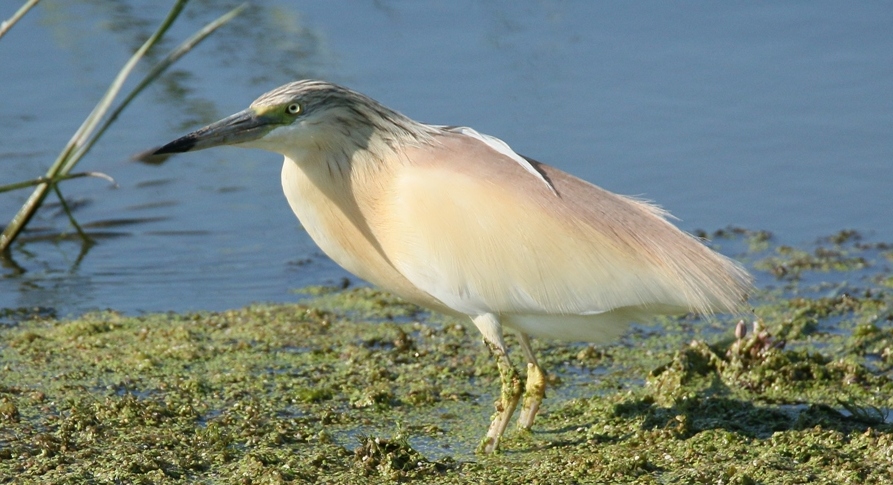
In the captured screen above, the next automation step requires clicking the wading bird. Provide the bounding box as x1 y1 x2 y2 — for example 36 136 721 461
141 80 752 453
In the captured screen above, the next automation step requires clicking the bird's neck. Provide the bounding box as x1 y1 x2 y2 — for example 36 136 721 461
290 131 429 192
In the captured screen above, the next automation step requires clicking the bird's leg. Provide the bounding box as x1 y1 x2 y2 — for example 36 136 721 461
516 332 546 430
472 314 522 454
481 339 522 452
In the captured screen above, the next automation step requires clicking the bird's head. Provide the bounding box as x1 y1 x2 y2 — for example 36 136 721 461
139 80 433 164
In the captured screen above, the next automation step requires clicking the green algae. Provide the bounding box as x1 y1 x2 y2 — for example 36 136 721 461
1 232 893 483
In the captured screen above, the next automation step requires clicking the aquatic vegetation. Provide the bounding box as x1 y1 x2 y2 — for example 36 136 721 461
1 232 891 482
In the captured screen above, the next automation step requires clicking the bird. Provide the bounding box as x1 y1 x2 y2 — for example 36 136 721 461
141 80 753 453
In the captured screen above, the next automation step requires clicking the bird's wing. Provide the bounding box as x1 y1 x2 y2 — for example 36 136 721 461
433 126 556 194
373 130 750 319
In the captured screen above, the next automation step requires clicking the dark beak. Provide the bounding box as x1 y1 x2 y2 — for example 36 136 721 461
134 108 278 164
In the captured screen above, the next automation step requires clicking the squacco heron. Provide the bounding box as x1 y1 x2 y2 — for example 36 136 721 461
144 80 752 453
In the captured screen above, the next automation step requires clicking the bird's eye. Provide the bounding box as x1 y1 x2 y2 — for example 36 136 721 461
286 103 302 115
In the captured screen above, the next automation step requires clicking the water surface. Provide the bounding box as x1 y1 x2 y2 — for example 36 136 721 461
1 1 891 318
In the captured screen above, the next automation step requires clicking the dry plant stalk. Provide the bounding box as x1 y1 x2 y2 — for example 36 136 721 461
0 0 247 252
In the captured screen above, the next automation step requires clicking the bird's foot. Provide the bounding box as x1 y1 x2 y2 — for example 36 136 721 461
517 361 546 430
476 341 523 454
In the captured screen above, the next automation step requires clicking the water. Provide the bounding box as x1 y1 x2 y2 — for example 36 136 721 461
2 1 892 318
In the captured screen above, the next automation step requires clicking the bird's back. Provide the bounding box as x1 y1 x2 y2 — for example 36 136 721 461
370 131 752 339
281 123 751 343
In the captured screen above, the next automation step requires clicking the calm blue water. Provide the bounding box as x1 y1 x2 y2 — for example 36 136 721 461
1 1 892 318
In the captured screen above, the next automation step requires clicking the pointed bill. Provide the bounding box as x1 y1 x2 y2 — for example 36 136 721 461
133 108 280 164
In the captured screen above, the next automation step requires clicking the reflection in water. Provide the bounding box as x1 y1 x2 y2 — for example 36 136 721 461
2 2 892 320
2 1 334 318
82 217 169 228
0 251 26 276
37 1 331 127
2 236 94 319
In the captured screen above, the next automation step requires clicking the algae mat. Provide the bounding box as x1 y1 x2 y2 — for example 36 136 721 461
1 230 892 483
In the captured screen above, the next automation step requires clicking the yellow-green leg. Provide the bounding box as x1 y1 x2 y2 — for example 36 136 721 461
516 332 546 430
472 314 523 454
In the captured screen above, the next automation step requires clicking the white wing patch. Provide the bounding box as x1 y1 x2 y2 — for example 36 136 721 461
441 126 557 195
579 309 609 316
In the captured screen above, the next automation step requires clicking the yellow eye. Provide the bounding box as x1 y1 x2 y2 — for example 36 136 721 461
286 103 302 115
